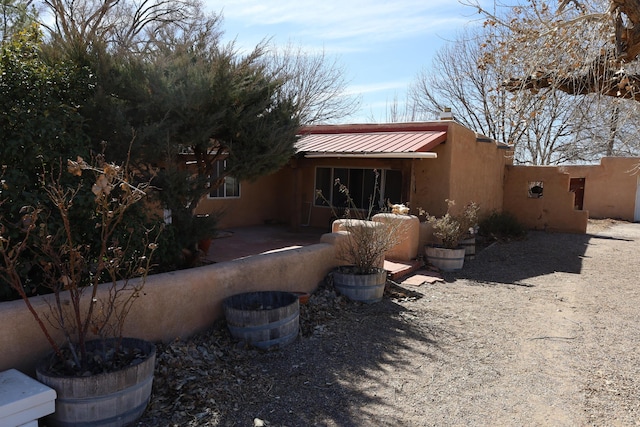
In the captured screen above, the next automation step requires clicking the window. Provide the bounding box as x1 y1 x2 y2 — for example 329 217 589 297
208 160 240 198
314 167 403 210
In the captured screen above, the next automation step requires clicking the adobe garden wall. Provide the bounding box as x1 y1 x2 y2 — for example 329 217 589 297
0 240 339 374
503 165 588 233
561 157 639 222
503 158 639 233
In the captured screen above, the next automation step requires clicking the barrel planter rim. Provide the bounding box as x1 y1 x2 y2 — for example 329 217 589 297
223 291 300 350
334 265 386 275
223 290 299 312
36 337 156 378
35 337 156 427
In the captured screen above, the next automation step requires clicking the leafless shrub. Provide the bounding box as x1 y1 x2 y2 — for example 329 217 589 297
0 154 160 374
316 170 409 274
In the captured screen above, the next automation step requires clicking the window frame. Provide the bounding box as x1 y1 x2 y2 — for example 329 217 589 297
313 167 402 210
207 159 241 199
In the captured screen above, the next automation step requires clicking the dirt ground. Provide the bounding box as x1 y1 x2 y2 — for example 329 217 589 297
137 219 640 427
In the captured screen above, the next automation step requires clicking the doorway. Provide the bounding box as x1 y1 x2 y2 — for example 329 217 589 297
569 178 586 210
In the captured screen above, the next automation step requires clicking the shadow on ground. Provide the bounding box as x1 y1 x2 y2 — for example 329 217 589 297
447 230 596 286
216 293 441 426
139 224 639 425
138 279 443 426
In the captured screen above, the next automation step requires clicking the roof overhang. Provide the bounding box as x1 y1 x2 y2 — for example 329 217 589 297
303 152 438 159
295 124 447 160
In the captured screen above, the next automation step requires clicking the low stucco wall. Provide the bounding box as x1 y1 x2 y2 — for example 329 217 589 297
0 241 339 374
561 157 639 222
371 213 419 261
331 214 420 262
503 165 588 233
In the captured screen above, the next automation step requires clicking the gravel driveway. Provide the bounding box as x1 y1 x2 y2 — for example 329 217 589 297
138 220 640 426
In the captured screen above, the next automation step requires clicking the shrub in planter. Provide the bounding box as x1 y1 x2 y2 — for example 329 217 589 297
0 155 161 426
317 171 408 302
421 200 479 271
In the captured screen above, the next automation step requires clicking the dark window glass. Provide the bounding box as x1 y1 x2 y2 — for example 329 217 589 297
314 167 403 211
333 168 349 208
315 167 332 206
384 169 403 205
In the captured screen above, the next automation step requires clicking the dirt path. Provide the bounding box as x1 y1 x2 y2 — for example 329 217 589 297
415 222 640 426
138 222 640 426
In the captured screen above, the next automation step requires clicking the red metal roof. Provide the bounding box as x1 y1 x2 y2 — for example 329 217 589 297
296 123 448 157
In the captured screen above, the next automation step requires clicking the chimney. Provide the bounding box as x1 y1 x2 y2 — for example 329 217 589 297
439 107 453 120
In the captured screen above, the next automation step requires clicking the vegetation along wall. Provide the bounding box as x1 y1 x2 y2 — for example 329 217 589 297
0 240 339 374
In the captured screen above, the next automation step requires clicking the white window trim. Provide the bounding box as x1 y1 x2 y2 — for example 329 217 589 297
207 160 241 199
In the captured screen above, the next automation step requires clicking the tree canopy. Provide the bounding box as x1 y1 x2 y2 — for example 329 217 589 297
408 21 640 164
0 25 93 216
466 0 640 101
0 0 356 277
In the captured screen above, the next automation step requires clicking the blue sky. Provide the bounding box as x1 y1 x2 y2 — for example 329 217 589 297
202 1 489 123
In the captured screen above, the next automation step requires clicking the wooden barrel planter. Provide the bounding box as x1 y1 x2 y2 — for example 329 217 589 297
36 338 156 427
223 291 299 349
425 246 466 271
460 237 476 260
332 267 387 304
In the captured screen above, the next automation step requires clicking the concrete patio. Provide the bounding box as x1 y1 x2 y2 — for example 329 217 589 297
204 225 328 263
204 224 421 279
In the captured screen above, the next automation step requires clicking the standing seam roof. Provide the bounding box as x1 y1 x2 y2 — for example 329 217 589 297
295 131 447 154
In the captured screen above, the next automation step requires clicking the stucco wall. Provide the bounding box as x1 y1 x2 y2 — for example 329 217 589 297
503 165 588 233
560 157 639 222
409 138 452 217
0 240 339 374
410 122 511 219
332 214 420 262
447 124 511 217
194 166 294 229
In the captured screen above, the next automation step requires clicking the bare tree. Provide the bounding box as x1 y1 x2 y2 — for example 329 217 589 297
408 27 601 164
450 1 640 161
35 0 202 51
381 92 425 123
463 0 640 101
267 43 360 124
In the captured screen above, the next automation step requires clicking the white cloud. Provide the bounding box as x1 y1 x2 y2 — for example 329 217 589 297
212 0 481 48
204 0 492 123
345 81 408 96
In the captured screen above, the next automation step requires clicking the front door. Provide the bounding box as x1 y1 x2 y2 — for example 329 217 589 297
569 178 586 210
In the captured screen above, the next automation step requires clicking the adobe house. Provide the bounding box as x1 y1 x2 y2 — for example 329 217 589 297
194 117 639 235
195 120 513 231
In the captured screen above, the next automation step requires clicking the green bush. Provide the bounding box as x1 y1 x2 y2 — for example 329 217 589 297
479 211 527 241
